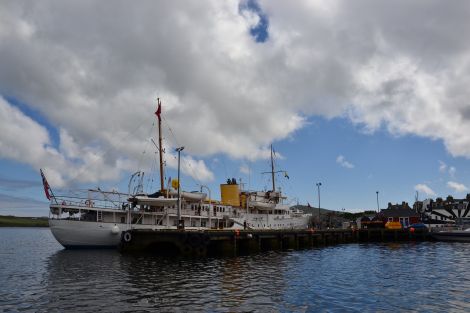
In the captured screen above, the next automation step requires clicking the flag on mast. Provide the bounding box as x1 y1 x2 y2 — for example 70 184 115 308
40 169 51 200
155 99 162 121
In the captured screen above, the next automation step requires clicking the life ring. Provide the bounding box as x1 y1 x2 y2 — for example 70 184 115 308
123 232 132 242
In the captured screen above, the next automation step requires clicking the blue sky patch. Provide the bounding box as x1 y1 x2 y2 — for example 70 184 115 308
4 95 60 148
240 0 269 43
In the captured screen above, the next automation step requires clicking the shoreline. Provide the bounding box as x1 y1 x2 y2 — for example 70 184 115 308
0 215 49 227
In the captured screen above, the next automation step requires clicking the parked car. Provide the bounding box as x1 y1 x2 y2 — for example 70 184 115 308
409 223 427 229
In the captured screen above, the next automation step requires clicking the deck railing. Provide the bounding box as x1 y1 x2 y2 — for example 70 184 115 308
51 189 130 210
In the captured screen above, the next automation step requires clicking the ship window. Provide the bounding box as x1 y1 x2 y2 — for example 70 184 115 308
191 220 196 227
201 221 206 227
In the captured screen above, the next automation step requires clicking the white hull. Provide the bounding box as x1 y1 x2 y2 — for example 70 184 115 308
49 219 127 248
49 219 215 248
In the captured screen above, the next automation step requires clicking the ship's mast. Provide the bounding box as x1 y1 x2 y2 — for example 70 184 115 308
156 98 164 192
271 144 275 192
262 144 285 202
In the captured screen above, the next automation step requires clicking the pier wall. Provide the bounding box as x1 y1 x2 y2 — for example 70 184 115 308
120 228 429 257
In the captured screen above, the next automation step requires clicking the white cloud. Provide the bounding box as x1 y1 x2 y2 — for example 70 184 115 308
1 1 470 187
447 181 468 193
0 96 66 186
438 161 457 177
414 184 436 197
0 193 47 210
449 166 456 178
239 164 250 175
158 150 214 184
336 155 354 169
0 96 198 187
439 161 447 173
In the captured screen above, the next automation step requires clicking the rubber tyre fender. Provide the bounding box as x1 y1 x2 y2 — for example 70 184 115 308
123 231 132 243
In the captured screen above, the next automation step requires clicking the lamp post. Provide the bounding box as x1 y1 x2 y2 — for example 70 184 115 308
176 146 184 229
316 182 322 228
376 191 380 213
200 185 211 229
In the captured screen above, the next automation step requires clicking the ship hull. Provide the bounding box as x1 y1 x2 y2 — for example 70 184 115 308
431 231 470 242
50 213 311 248
49 219 127 248
49 219 205 248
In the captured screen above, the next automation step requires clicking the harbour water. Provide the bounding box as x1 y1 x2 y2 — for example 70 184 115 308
1 227 470 312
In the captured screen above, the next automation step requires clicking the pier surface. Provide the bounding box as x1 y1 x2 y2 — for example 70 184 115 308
120 228 429 257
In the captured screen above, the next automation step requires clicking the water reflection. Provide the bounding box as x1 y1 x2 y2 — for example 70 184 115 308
3 228 470 312
41 249 291 312
43 250 129 312
119 253 289 312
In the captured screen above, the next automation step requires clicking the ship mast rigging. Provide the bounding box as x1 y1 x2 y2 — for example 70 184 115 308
156 98 164 192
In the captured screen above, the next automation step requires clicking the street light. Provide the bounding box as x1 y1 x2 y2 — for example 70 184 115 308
200 185 211 229
316 182 322 228
176 146 184 229
376 191 380 213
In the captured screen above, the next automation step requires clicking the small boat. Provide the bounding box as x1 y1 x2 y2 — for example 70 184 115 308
385 221 402 230
250 200 276 210
129 195 178 206
169 190 207 201
431 228 470 242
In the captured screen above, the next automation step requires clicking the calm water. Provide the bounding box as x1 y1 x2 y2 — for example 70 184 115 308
1 228 470 312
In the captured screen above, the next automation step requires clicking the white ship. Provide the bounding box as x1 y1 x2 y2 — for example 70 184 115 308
45 99 311 248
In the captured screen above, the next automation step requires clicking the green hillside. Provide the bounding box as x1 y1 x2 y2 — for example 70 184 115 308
0 215 49 227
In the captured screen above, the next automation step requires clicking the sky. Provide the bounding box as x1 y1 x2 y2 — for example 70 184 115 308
1 0 470 216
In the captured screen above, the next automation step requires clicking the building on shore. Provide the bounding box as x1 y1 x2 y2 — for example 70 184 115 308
414 195 470 227
380 202 420 228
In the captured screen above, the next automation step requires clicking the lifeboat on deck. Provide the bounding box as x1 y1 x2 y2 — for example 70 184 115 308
169 190 207 202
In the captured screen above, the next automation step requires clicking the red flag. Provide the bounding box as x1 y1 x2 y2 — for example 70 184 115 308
40 169 51 200
155 100 161 121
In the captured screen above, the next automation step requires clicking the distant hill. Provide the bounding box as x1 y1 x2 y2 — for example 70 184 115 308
291 205 376 225
290 205 333 215
0 215 49 227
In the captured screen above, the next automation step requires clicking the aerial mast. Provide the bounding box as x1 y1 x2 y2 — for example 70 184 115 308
155 98 164 192
271 144 275 192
